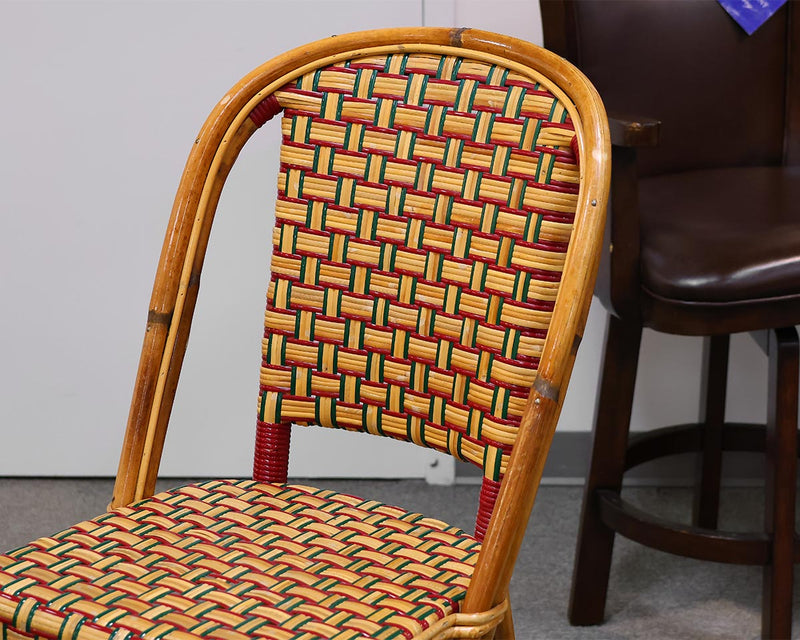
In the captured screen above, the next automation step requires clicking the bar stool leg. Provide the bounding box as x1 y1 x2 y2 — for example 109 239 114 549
693 334 730 529
569 314 642 625
762 326 799 640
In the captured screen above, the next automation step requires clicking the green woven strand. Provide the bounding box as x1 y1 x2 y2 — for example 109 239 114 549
485 445 504 482
392 385 406 414
449 57 464 80
56 614 86 640
460 317 478 348
320 91 344 121
532 213 544 243
297 254 309 284
342 121 366 152
370 351 386 383
289 116 301 145
451 227 472 259
341 372 360 400
13 597 39 633
405 72 428 106
294 170 306 203
259 391 268 422
372 298 390 326
475 205 494 240
504 84 525 119
516 179 528 217
342 315 351 347
392 327 411 360
479 347 494 382
409 361 430 394
495 65 511 87
448 428 465 462
454 78 478 113
496 236 514 268
373 405 386 436
541 152 557 185
349 262 370 294
466 406 481 440
460 376 473 409
414 162 434 192
394 129 416 160
439 194 455 224
435 56 448 79
387 99 399 129
472 111 496 145
512 270 531 302
312 145 336 175
310 68 324 91
522 116 543 153
355 205 380 240
437 338 454 370
501 326 522 361
354 67 376 99
444 138 463 169
288 366 298 395
334 176 346 209
424 252 444 282
388 185 408 218
403 216 421 248
408 274 419 303
303 199 317 230
449 284 463 316
320 289 331 325
379 242 397 273
276 326 290 372
493 146 512 179
315 396 337 427
423 105 446 137
490 385 505 418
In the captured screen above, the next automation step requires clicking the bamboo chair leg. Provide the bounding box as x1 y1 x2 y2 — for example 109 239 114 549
477 600 513 640
493 603 514 640
762 326 798 640
692 334 730 529
569 314 642 625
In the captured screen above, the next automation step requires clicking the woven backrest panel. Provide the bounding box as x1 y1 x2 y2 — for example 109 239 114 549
258 52 579 481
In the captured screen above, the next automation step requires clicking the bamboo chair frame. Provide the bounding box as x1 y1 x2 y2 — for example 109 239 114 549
114 27 609 635
3 28 608 640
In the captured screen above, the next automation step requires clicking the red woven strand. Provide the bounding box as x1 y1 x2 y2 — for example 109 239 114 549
475 477 502 542
569 134 580 166
253 421 291 483
249 95 282 127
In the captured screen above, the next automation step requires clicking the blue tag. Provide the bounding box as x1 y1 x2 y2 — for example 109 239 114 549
718 0 787 35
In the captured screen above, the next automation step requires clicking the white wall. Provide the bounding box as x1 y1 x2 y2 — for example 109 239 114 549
0 0 769 478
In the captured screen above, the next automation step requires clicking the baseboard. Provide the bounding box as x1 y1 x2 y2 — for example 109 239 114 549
455 431 766 486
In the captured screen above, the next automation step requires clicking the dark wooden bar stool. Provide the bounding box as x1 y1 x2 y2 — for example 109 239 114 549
541 1 800 637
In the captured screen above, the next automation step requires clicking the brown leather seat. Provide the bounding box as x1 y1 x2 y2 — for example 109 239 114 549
542 0 800 637
640 167 800 331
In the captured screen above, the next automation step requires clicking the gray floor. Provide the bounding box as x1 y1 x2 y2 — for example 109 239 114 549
0 478 789 639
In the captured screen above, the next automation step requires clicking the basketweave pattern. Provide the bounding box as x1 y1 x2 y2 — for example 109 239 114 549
0 480 480 640
258 53 580 481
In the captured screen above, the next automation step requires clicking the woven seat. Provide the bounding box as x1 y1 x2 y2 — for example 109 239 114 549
0 28 609 639
0 480 481 640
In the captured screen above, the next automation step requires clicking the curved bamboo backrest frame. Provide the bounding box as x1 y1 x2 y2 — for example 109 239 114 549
111 27 609 614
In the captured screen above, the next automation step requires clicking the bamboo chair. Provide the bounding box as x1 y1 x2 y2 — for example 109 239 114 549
0 28 608 640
